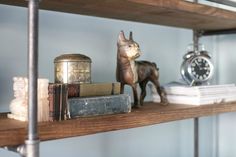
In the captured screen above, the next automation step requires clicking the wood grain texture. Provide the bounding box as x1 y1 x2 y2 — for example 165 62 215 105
1 0 236 30
1 102 236 147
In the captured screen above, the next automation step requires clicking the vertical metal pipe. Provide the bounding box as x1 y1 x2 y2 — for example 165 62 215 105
193 30 199 51
26 0 40 157
193 0 199 50
193 0 199 151
28 0 39 142
194 117 199 157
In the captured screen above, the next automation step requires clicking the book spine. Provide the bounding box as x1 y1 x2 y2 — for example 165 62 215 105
68 94 131 118
48 84 55 121
48 84 68 121
61 84 68 120
54 84 60 121
0 112 9 119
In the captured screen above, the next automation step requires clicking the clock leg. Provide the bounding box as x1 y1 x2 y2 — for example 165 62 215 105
190 80 195 86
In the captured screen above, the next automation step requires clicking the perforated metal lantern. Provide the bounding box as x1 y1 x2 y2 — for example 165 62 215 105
54 54 92 84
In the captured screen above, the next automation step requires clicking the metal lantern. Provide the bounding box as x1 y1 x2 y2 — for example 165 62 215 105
54 54 92 84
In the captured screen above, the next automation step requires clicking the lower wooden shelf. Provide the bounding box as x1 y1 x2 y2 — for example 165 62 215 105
1 101 236 147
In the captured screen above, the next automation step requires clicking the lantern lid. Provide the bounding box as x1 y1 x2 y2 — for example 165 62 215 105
54 54 92 63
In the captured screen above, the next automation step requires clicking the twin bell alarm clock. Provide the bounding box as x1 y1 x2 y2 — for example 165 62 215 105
180 44 214 86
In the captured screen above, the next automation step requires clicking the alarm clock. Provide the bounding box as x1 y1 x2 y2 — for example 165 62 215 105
180 44 214 86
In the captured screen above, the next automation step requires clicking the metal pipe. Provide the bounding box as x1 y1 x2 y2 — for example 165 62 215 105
193 30 199 51
26 0 40 157
194 117 199 157
193 0 200 52
192 0 200 147
203 29 236 36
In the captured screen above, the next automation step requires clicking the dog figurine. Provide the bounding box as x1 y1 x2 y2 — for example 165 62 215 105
116 31 167 108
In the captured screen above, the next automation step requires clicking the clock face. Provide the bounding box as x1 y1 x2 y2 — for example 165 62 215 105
188 56 212 82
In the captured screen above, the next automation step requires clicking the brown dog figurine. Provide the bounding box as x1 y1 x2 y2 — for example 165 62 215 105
116 31 167 108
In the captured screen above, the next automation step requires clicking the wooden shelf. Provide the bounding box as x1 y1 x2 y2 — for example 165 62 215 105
1 101 236 147
1 0 236 31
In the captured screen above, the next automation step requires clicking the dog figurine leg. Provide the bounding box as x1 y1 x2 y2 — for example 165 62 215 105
131 84 140 108
120 83 125 94
151 79 168 105
139 80 148 106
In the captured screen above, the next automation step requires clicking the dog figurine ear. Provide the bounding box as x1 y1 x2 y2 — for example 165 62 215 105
129 31 133 41
118 31 127 45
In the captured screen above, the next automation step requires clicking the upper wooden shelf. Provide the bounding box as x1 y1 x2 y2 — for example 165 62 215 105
1 101 236 147
1 0 236 31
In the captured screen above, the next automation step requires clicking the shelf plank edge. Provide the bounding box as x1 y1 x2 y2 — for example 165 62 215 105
1 0 236 30
1 102 236 147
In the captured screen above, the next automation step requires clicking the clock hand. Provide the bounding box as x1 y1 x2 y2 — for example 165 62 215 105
195 60 200 66
194 60 202 70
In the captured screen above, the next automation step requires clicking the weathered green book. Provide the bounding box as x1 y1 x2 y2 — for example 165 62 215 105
48 82 121 121
67 94 131 118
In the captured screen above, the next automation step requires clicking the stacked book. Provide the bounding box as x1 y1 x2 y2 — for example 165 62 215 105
150 82 236 105
48 82 131 121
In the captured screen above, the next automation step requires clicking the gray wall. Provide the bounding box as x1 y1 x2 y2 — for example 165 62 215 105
0 4 235 157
